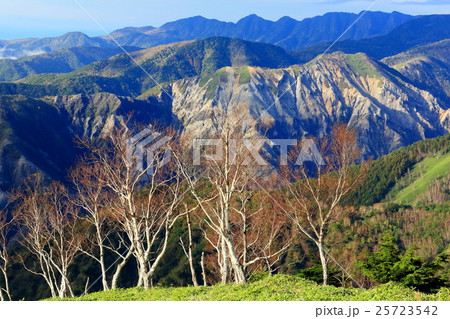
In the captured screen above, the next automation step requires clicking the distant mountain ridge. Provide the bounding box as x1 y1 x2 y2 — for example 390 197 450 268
0 32 110 59
0 11 415 59
143 11 414 51
298 14 450 61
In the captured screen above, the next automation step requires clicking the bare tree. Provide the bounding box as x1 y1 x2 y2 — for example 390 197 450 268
179 204 199 286
0 196 15 301
201 252 207 286
420 174 450 204
80 124 186 289
233 190 292 277
69 159 115 291
282 124 366 285
15 175 82 298
178 107 270 284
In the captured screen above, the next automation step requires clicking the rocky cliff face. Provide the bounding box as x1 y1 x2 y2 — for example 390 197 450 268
382 39 450 104
49 93 172 138
0 95 75 189
148 52 449 158
0 93 173 189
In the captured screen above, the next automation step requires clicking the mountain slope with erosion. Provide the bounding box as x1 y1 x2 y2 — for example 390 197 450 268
143 52 450 158
382 39 450 105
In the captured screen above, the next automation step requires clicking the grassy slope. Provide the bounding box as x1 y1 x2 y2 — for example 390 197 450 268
387 152 450 205
349 133 450 206
51 275 450 301
346 53 383 80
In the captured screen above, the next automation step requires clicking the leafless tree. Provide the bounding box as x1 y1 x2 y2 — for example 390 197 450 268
282 124 366 285
15 175 82 298
178 107 271 284
80 124 186 289
233 190 292 277
420 174 450 204
0 196 15 301
69 159 115 291
179 204 199 286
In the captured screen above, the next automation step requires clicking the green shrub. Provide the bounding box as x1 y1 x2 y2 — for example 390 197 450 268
357 234 449 292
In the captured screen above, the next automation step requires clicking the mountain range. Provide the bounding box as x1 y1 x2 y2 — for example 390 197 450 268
0 11 449 189
298 14 450 61
0 11 414 60
2 13 449 84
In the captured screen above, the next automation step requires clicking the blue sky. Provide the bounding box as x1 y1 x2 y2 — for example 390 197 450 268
1 0 450 40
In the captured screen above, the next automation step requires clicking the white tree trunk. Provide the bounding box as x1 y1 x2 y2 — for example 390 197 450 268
224 236 246 284
111 248 133 290
201 252 207 286
317 239 329 286
0 267 11 301
219 236 229 284
96 227 109 291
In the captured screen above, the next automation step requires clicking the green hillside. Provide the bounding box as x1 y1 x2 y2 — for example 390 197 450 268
50 275 449 301
15 37 300 98
386 152 450 205
349 133 450 206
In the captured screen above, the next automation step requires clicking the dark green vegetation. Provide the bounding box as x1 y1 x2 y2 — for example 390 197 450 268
51 275 449 301
322 200 449 288
0 82 58 98
349 134 450 206
357 234 449 293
